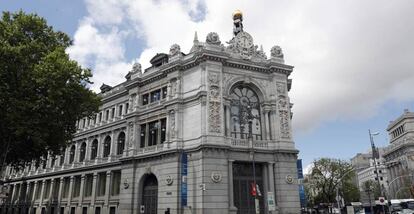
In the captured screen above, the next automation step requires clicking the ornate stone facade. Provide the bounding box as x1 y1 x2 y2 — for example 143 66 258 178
1 11 299 214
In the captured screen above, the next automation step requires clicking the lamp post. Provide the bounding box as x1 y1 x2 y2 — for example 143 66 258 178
369 130 385 214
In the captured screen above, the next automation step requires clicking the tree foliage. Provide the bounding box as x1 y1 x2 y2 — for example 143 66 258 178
305 158 360 206
0 11 101 167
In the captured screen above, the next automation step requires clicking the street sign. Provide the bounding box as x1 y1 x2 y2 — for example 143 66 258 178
378 197 385 205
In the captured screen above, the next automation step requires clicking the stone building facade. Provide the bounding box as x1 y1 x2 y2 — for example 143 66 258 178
383 109 414 198
1 12 300 214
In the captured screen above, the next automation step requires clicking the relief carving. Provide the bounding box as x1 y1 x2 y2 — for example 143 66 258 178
208 72 221 133
128 122 134 147
279 110 290 138
208 102 221 133
169 110 176 138
276 83 286 95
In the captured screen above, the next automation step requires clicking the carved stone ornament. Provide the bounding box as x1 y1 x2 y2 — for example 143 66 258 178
279 110 290 138
123 179 130 189
165 175 173 185
276 83 286 94
128 122 134 147
271 45 284 59
211 172 222 183
226 31 267 61
208 73 221 133
169 110 176 138
132 62 142 73
285 175 294 184
206 32 221 45
169 44 181 56
278 97 288 110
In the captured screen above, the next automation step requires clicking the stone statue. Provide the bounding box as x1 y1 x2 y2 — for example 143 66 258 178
169 44 181 56
232 10 243 36
206 32 221 45
271 46 284 59
132 62 142 73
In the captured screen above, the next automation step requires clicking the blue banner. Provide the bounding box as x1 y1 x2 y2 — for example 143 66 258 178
181 152 188 207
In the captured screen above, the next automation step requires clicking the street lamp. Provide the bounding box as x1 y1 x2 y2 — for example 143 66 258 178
369 129 385 213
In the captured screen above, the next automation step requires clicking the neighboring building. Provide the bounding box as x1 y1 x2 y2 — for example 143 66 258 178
351 153 372 173
383 109 414 199
351 148 388 205
0 11 300 214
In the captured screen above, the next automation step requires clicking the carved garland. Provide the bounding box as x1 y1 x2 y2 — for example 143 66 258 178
208 73 221 133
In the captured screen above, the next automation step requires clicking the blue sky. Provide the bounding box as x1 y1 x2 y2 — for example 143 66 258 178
2 0 414 170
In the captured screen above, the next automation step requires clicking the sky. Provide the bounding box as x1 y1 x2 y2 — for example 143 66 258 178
2 0 414 171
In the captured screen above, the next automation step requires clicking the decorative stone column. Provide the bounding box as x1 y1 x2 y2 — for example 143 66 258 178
109 132 115 161
57 177 64 208
264 110 271 140
48 179 55 202
228 160 237 214
39 180 46 205
32 182 38 202
103 171 112 214
268 162 278 214
90 172 98 214
67 176 74 206
78 175 86 214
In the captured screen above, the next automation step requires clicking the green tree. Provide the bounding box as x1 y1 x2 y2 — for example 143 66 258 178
305 158 359 207
0 11 101 168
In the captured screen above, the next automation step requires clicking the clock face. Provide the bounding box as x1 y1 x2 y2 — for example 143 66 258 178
236 32 253 49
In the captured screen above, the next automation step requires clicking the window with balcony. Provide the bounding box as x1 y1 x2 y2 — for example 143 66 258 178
117 132 125 155
79 142 86 162
139 118 167 148
91 139 98 160
103 136 111 158
69 146 75 164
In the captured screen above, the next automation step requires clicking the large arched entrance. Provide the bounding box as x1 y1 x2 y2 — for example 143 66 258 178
141 174 158 214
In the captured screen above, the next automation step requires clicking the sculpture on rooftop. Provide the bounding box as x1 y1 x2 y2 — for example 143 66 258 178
206 32 221 45
132 62 142 73
232 9 243 36
169 44 181 56
271 45 284 59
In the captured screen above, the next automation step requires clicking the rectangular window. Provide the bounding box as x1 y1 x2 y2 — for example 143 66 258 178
83 119 86 128
109 207 116 214
125 103 129 114
150 89 161 103
97 172 106 196
111 108 115 119
118 105 123 116
53 179 60 198
43 180 51 199
161 118 166 144
105 110 109 121
148 121 158 146
142 94 149 105
95 207 101 214
98 112 102 123
35 182 42 200
60 207 64 214
82 207 88 214
28 182 35 201
84 174 93 197
111 171 121 196
62 177 70 198
162 86 167 99
70 207 75 214
73 176 81 198
140 124 146 148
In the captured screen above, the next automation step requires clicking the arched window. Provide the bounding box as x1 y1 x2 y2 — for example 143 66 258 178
103 136 111 157
230 85 262 140
79 142 86 162
69 145 76 164
117 132 125 155
91 139 98 160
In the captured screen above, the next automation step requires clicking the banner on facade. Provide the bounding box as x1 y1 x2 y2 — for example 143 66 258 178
181 152 188 207
267 192 276 211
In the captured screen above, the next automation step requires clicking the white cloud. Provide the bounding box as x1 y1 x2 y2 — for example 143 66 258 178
68 0 414 133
